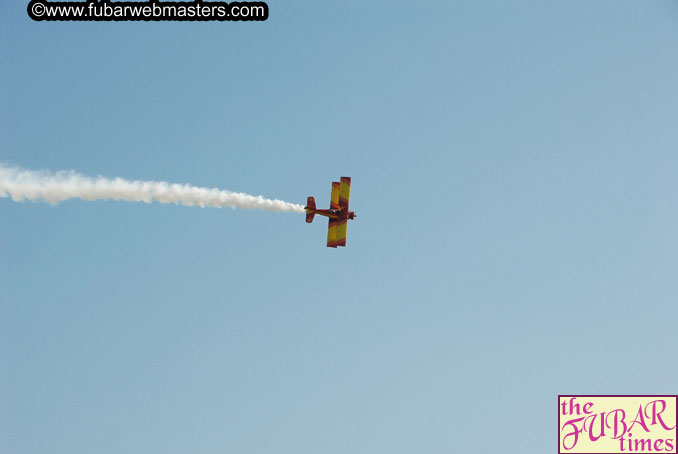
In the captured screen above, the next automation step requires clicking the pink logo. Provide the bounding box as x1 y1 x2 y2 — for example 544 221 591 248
559 395 677 453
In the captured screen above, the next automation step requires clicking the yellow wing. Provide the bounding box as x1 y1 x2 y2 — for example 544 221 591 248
338 177 351 208
336 219 348 247
327 218 338 248
336 177 351 246
330 182 340 210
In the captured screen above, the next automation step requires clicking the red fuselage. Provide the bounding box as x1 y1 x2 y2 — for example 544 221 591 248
306 208 355 220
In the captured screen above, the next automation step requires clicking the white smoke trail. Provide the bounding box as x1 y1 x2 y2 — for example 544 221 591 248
0 164 305 213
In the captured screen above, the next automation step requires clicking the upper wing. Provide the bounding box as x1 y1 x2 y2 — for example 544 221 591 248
338 177 351 209
335 215 348 247
336 177 351 247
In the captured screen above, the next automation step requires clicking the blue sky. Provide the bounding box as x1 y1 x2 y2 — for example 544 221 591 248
2 1 678 452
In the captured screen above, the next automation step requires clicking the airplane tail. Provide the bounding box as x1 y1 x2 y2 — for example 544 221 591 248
304 196 316 223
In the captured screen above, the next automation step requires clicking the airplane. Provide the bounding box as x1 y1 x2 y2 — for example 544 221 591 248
304 176 356 247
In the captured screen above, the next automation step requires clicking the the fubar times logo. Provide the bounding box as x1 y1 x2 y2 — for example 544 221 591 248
559 395 677 453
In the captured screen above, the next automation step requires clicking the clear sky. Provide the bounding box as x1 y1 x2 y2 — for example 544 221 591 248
2 1 678 453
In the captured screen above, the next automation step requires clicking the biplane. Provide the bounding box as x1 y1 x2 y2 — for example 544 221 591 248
304 177 356 247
